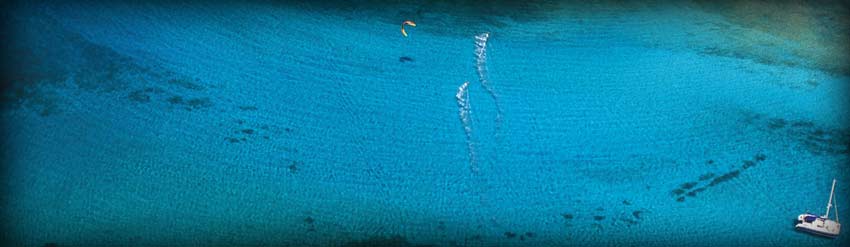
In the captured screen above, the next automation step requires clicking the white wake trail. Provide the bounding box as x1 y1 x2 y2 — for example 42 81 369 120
456 81 477 173
474 32 503 129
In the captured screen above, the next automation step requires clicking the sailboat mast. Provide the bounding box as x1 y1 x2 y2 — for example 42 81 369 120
826 179 836 218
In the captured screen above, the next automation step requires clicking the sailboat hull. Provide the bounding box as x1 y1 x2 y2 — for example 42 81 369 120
795 214 840 238
796 224 840 238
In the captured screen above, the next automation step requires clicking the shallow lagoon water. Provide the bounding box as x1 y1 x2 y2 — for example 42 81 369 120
1 1 849 246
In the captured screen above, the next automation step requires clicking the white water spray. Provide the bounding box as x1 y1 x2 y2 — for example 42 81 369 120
474 32 502 127
456 81 477 173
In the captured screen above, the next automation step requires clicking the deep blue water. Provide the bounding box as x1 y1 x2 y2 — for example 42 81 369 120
2 1 849 246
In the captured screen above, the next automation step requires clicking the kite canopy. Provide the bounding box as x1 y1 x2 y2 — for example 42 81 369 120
401 20 416 37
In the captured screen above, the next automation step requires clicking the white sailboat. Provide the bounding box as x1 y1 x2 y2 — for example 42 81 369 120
795 179 841 238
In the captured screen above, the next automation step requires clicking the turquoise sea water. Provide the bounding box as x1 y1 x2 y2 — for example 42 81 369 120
2 1 849 246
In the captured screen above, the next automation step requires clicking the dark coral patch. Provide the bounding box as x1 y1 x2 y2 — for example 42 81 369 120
676 197 685 202
165 96 212 109
562 213 574 220
167 96 183 105
799 128 849 155
681 182 698 190
399 56 414 62
504 232 516 238
128 90 151 103
622 200 631 205
186 97 212 109
633 210 643 219
755 153 767 161
225 137 240 143
708 170 741 187
593 216 605 221
791 121 814 128
671 188 686 196
742 160 756 169
239 106 258 111
525 232 535 238
242 129 254 134
758 117 849 156
288 161 299 173
304 216 315 224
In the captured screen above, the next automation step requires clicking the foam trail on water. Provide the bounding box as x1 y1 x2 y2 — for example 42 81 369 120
456 81 477 173
474 32 502 127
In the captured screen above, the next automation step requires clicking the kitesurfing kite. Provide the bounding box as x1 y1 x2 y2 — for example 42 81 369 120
401 20 416 37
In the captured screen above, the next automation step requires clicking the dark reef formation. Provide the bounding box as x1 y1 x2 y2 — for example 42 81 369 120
743 112 849 157
238 105 258 111
672 153 768 202
288 161 301 174
499 230 536 241
224 118 286 144
693 1 850 76
303 216 316 232
165 95 213 111
561 200 648 231
1 7 219 116
0 5 310 162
